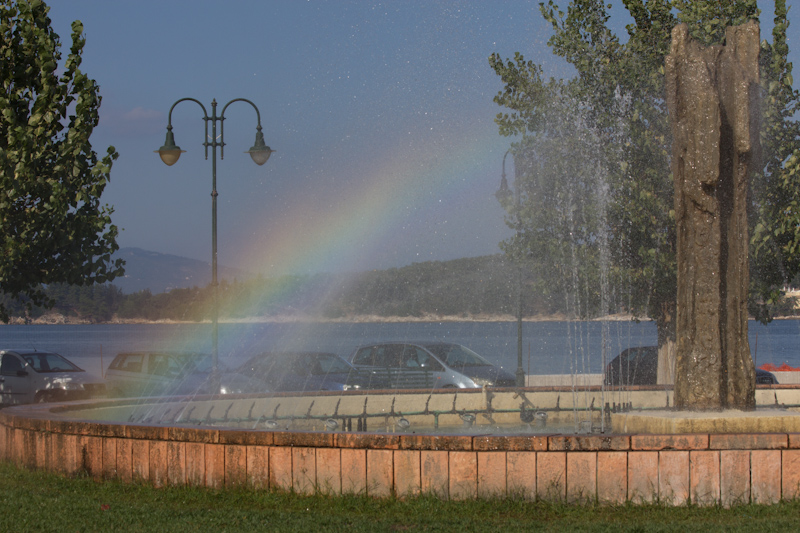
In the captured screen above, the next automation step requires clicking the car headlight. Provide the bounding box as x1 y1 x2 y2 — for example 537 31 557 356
471 377 494 387
57 381 84 391
343 384 361 391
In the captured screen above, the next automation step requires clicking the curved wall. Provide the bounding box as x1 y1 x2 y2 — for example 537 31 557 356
2 398 800 506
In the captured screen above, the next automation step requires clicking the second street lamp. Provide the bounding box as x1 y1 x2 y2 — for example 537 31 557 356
496 149 525 388
156 97 274 390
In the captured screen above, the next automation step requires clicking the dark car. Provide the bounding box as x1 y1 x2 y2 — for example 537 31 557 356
604 346 778 386
236 352 383 392
349 342 516 389
604 346 659 386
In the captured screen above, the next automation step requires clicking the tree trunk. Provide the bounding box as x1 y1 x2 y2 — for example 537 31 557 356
666 22 760 410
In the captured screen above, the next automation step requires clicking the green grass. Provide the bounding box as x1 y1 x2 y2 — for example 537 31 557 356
0 461 797 532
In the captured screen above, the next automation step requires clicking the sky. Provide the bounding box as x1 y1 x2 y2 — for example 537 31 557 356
44 1 799 279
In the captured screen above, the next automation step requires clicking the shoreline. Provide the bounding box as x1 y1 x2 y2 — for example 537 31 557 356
4 311 798 326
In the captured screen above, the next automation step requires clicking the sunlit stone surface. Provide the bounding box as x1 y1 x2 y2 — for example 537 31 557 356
23 385 800 434
666 21 761 410
613 408 800 434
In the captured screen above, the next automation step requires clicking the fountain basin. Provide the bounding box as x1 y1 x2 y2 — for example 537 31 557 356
2 385 800 506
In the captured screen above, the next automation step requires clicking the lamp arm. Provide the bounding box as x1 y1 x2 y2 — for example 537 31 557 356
502 149 511 178
219 98 263 160
220 97 262 125
167 98 210 159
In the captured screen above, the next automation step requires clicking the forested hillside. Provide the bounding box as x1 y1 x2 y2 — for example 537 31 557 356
0 255 546 322
2 254 797 324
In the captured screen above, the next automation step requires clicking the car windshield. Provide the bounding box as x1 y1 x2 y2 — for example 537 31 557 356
21 352 82 373
188 355 228 374
423 344 491 367
307 353 352 375
241 355 276 375
620 348 657 364
158 353 221 375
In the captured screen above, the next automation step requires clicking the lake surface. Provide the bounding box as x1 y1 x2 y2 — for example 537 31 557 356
1 319 797 378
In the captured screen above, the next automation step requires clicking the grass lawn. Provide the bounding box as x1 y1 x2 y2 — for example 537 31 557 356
0 461 797 532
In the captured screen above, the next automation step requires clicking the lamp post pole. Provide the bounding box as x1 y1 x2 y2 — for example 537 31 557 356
156 98 273 390
496 149 525 388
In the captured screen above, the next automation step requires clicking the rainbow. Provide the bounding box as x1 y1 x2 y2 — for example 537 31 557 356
228 118 510 315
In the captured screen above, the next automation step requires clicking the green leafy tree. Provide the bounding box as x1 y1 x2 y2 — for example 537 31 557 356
0 0 123 321
750 0 800 318
490 68 609 319
491 1 800 374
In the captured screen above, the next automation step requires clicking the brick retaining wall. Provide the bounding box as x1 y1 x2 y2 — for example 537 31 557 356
2 408 800 505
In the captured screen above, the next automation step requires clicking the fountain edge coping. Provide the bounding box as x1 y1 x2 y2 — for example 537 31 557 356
3 402 800 452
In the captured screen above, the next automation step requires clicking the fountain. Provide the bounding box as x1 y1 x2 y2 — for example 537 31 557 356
613 21 800 434
3 21 800 506
3 369 800 504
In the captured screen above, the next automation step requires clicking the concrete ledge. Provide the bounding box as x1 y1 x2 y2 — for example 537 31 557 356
526 374 603 387
773 372 800 385
612 409 800 434
528 372 800 386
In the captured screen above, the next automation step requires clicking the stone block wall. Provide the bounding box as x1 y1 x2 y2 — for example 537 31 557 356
2 408 800 505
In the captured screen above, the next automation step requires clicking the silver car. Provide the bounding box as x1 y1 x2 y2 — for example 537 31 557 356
105 351 267 397
0 349 107 404
349 342 516 389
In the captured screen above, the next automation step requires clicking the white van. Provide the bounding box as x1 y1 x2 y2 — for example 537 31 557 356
0 349 106 404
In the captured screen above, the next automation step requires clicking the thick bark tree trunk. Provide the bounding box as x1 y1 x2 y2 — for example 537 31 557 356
665 22 760 410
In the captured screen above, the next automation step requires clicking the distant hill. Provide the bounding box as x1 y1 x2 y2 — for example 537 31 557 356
110 248 252 294
101 250 529 320
6 247 796 323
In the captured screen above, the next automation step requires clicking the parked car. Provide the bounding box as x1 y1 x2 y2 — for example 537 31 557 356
756 369 780 384
0 349 106 405
236 351 385 392
105 352 267 397
349 342 516 389
604 346 659 386
604 346 778 386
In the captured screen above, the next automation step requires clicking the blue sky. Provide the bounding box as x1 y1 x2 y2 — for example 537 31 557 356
45 1 799 277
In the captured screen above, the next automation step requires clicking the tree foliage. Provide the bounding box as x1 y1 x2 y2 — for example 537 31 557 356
490 0 800 342
489 65 610 318
750 0 800 319
0 0 124 321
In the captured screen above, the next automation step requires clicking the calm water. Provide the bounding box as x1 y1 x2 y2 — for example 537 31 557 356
0 319 797 378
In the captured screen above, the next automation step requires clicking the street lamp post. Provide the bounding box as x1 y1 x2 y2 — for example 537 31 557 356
496 149 525 388
156 98 273 390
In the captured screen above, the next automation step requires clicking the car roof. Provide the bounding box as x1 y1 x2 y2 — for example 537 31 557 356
618 346 658 357
112 351 207 358
414 341 460 347
250 351 340 358
355 341 458 348
0 349 61 356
